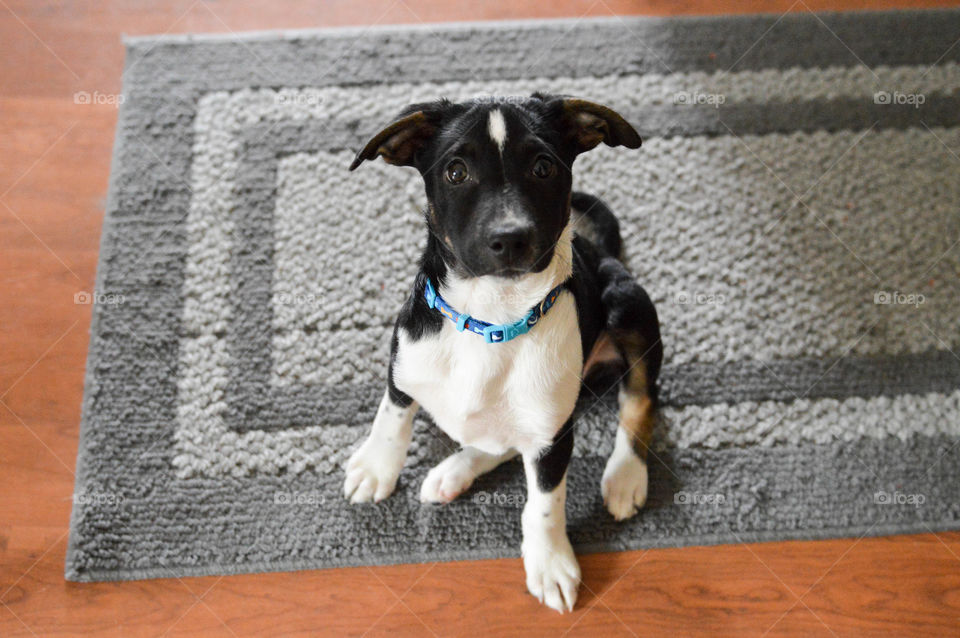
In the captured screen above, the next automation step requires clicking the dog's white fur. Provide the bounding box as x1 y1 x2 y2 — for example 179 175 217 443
394 225 580 458
419 446 517 504
521 458 580 612
346 224 583 611
487 109 508 153
344 390 417 503
601 424 649 521
345 222 649 612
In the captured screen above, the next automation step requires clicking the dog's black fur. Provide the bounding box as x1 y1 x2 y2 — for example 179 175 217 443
353 94 662 446
348 93 663 611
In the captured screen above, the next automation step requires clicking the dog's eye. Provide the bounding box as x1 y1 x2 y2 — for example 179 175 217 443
445 160 468 185
532 156 556 179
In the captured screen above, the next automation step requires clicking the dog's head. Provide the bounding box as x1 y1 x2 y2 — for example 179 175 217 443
349 93 641 278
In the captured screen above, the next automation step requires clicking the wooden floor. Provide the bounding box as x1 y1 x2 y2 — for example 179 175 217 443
2 1 960 636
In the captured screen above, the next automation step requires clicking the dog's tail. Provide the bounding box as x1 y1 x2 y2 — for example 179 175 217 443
570 191 622 258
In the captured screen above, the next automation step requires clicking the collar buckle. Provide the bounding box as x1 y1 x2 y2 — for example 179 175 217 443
482 308 536 344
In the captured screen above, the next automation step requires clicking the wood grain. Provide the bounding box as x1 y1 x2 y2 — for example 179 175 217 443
2 1 960 636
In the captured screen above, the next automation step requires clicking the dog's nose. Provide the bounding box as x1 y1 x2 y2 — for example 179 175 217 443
487 224 533 263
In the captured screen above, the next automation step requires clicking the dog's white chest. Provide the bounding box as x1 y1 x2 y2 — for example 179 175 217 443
394 294 582 456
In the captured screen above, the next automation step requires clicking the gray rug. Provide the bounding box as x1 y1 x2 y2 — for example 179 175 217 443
66 10 960 582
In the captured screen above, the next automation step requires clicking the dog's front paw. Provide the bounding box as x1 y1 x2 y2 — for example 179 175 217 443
601 450 648 521
343 438 404 503
522 536 581 613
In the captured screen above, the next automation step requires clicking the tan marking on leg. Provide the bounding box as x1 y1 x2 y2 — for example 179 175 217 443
617 358 654 459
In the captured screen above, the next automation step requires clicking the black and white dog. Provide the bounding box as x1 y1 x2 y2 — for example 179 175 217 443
344 93 662 613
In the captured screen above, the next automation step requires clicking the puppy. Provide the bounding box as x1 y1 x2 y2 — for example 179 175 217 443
344 93 662 613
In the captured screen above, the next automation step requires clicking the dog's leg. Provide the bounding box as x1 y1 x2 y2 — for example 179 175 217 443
602 357 655 520
344 389 418 503
420 447 517 503
521 419 580 613
596 256 662 521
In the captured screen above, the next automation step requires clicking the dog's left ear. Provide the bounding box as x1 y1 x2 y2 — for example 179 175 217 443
349 100 452 171
534 93 642 154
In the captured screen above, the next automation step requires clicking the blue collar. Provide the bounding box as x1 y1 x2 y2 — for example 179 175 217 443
423 278 568 344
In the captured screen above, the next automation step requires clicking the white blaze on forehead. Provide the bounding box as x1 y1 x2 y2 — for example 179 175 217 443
487 109 507 152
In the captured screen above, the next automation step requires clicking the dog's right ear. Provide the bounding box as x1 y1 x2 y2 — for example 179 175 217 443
349 100 452 171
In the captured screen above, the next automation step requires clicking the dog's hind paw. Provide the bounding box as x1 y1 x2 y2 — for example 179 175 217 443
419 454 477 504
419 447 517 504
601 450 648 521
